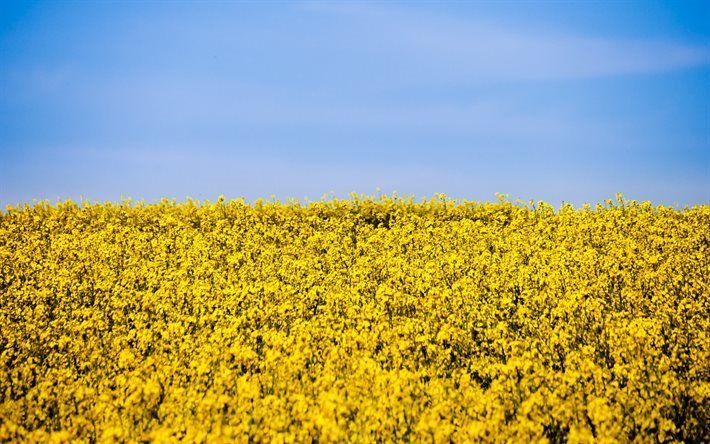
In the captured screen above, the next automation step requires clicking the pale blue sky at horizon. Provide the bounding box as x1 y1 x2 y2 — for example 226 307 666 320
1 0 709 207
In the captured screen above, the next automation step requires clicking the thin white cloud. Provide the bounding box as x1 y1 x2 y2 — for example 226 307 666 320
48 70 623 150
301 2 710 80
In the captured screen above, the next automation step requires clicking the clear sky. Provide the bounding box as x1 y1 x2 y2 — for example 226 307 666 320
1 0 709 207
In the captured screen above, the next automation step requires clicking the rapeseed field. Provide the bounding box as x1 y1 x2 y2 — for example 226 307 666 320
1 194 708 442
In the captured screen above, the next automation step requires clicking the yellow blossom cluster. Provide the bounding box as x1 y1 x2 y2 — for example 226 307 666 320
0 194 708 442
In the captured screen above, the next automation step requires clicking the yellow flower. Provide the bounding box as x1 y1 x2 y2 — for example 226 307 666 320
0 195 707 441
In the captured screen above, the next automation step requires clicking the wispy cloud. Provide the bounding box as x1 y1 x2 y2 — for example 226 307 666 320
301 2 710 80
3 64 634 155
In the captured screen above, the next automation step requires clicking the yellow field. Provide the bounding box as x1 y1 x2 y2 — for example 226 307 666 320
1 195 708 442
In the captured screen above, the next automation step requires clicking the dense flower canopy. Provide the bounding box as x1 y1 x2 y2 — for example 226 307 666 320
1 195 708 442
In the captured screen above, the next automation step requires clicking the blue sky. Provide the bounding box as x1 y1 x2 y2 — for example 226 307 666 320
1 0 708 207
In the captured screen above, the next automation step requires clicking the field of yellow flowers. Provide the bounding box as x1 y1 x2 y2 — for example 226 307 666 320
0 195 708 442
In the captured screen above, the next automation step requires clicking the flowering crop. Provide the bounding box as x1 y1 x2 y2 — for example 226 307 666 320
0 194 708 442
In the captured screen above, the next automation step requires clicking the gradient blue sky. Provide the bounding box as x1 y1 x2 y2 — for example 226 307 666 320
1 0 709 207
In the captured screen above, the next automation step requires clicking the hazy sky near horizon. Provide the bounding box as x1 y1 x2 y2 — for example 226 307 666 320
1 0 709 207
